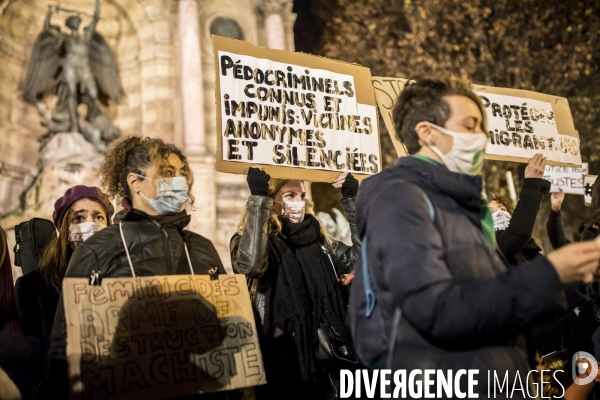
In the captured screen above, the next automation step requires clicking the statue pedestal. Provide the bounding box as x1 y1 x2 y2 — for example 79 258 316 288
1 132 105 229
1 132 107 282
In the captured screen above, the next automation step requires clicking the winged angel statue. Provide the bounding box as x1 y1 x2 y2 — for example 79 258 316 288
21 0 124 151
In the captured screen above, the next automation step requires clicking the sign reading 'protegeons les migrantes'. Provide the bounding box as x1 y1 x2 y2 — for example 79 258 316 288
373 77 582 167
477 88 581 167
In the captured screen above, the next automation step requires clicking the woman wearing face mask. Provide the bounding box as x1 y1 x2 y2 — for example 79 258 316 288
488 153 550 265
354 77 600 396
15 185 113 396
47 136 226 398
231 168 360 399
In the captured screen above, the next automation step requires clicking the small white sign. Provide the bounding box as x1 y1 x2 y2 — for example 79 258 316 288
543 163 588 195
584 174 597 205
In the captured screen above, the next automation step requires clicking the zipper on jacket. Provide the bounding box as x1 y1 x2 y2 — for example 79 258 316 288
148 218 175 274
161 227 174 273
321 244 340 281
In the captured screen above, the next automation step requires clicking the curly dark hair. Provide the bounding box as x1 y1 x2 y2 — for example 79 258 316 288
492 195 515 214
392 76 487 154
100 136 195 205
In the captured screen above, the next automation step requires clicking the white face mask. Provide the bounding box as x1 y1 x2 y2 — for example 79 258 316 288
425 122 487 176
281 201 306 224
492 209 511 231
137 175 189 215
69 222 106 247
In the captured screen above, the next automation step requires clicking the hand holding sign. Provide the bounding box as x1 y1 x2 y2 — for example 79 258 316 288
247 167 270 197
339 173 359 198
332 172 358 196
550 189 565 212
215 36 381 183
524 153 547 179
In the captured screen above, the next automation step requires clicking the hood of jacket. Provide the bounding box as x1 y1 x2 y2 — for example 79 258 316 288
357 156 484 237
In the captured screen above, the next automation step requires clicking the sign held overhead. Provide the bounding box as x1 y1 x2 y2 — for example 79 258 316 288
372 77 582 167
214 35 381 182
584 175 598 206
543 163 588 195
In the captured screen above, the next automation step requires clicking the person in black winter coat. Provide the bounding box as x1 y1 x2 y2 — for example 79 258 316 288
354 77 600 398
15 185 114 397
489 153 550 265
580 178 600 242
546 188 572 249
47 137 226 399
489 156 562 362
230 169 360 400
546 180 600 249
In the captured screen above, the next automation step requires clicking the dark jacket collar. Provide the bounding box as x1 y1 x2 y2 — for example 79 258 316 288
395 156 483 211
123 209 191 230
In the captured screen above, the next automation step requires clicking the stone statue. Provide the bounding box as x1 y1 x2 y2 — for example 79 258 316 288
21 0 124 152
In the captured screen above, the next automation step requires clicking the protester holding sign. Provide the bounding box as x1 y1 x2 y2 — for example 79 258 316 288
15 185 113 396
352 76 600 396
214 36 381 184
546 188 572 249
230 167 359 399
489 153 550 264
582 179 600 241
47 137 226 398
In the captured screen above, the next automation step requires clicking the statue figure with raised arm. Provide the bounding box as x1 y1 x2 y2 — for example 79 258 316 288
21 0 124 151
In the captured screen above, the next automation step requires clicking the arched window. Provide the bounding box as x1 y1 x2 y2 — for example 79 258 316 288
209 17 244 40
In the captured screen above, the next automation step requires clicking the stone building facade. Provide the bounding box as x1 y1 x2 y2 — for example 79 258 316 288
0 0 295 273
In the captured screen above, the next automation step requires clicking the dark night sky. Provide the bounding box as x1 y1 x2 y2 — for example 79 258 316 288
292 0 322 54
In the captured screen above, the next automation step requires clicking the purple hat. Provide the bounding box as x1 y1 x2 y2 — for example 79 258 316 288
52 186 114 229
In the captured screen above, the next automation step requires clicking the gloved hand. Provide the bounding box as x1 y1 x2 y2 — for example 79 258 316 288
341 173 359 198
247 168 270 197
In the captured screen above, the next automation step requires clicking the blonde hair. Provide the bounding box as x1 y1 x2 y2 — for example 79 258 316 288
237 178 333 246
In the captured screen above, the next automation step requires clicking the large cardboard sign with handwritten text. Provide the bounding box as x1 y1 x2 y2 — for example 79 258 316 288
214 35 381 182
64 275 265 400
373 77 581 167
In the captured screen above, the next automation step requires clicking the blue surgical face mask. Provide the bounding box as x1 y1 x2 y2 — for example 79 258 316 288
492 208 511 231
137 174 189 215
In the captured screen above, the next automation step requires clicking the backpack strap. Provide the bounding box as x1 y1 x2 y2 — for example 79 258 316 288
362 188 435 319
422 191 435 222
119 222 136 277
362 235 376 318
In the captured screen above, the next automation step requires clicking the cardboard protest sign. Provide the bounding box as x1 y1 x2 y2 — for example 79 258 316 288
371 77 410 157
584 175 597 206
475 85 581 167
543 163 588 194
63 274 266 400
372 77 582 167
214 35 381 182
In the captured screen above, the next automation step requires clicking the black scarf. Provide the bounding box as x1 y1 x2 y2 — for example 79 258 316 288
263 214 347 382
124 209 191 230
